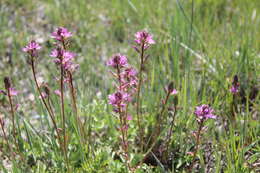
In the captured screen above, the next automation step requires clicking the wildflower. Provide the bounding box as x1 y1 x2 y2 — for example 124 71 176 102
134 30 155 49
8 88 18 96
167 82 178 95
54 90 61 96
22 40 41 57
122 67 138 87
107 54 128 68
50 49 75 61
126 115 132 121
194 104 216 120
108 91 130 107
170 89 178 95
50 48 77 71
39 92 48 99
51 27 72 41
230 75 239 94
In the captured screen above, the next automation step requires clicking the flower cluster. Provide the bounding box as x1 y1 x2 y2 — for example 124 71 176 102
106 53 128 68
51 27 72 41
51 27 79 76
22 40 41 57
108 91 130 113
107 54 137 113
230 75 239 94
194 104 216 122
134 30 155 51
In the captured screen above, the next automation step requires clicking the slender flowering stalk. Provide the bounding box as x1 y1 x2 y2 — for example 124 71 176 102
51 27 80 171
165 87 178 153
133 30 155 151
52 28 69 170
0 77 26 161
107 54 137 171
3 77 18 147
23 41 62 151
189 104 216 170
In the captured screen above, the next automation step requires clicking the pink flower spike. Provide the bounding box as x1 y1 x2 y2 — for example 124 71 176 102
51 27 72 41
54 90 61 97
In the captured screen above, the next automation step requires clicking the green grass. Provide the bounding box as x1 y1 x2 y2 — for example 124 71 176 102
0 0 259 172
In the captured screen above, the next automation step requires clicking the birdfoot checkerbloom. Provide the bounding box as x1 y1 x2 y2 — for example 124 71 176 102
194 104 216 121
51 27 72 41
23 40 41 57
106 54 128 68
134 30 155 50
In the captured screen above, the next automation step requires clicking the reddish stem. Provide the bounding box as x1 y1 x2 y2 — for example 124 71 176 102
136 42 145 151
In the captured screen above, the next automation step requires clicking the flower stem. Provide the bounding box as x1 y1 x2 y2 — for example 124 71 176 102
116 65 131 171
31 59 62 147
165 103 177 153
136 43 145 151
60 61 70 171
189 120 204 170
6 87 17 147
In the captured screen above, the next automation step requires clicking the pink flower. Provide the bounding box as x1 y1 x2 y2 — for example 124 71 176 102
23 40 41 57
108 91 129 106
39 92 48 99
54 90 61 97
194 104 216 120
50 48 62 58
108 91 131 113
134 30 155 49
107 54 128 68
170 89 178 95
50 49 77 71
230 75 239 94
0 88 18 96
51 27 72 41
230 85 239 94
121 68 138 90
50 49 75 61
9 88 18 96
126 114 132 121
123 67 137 77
